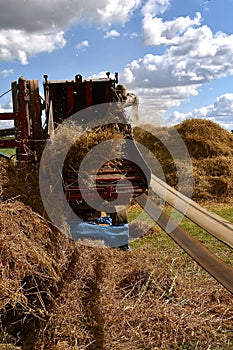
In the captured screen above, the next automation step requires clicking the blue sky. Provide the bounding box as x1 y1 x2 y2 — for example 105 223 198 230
0 0 233 130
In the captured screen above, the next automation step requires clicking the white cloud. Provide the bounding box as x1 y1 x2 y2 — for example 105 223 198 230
104 29 120 39
0 120 14 129
141 0 171 18
123 32 139 39
142 12 202 46
0 29 66 64
167 93 233 130
0 1 141 33
97 0 141 24
130 32 139 39
129 85 200 123
0 69 13 78
0 119 14 129
0 101 14 129
0 100 12 111
119 11 233 124
0 0 142 64
76 40 89 49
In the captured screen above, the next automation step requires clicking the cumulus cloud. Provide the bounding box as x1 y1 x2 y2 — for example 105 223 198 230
130 32 139 39
0 0 141 33
141 0 171 17
128 85 200 123
0 101 14 129
97 0 141 23
0 30 66 64
0 69 13 78
123 32 139 39
0 0 141 64
76 40 89 49
0 120 14 129
167 93 233 130
142 12 202 46
120 11 233 123
104 29 120 39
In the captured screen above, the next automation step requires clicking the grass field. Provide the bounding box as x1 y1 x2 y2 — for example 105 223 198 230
129 203 233 267
0 148 16 158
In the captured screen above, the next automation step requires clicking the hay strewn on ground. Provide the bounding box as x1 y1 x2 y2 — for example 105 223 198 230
0 118 233 349
0 208 232 349
34 246 233 350
0 200 232 349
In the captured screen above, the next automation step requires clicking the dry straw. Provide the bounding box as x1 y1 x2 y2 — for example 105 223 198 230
134 118 233 203
0 118 233 349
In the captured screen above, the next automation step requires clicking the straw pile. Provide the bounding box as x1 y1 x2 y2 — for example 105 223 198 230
133 118 233 203
0 159 43 215
176 119 233 202
0 198 72 349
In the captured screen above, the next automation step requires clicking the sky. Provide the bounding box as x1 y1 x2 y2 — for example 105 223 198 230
0 0 233 130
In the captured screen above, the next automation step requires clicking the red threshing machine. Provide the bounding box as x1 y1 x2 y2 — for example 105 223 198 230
0 73 150 228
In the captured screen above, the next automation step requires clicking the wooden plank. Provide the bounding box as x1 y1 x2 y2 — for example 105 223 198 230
136 194 233 295
29 79 44 160
150 174 233 248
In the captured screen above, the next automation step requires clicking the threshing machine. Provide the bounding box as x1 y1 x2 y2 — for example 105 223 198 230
0 72 151 241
